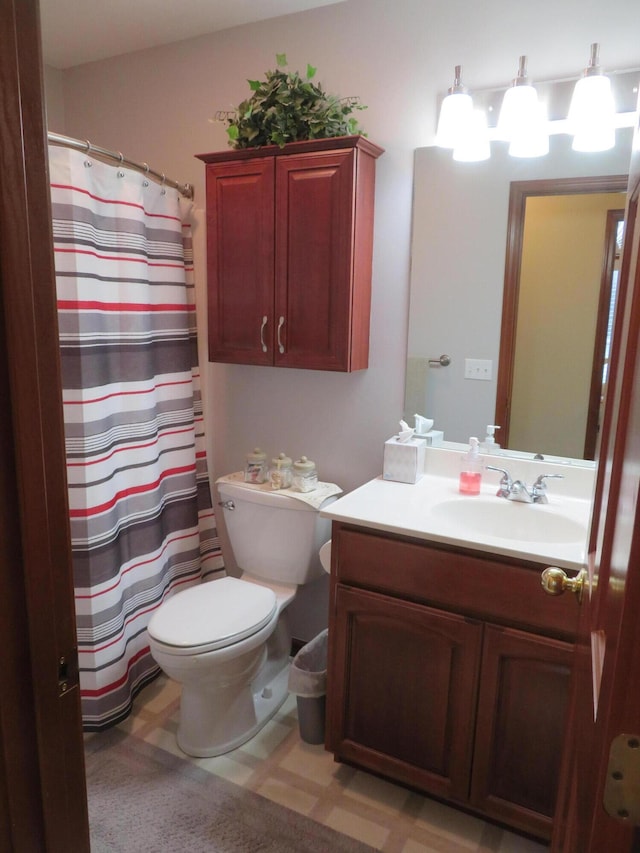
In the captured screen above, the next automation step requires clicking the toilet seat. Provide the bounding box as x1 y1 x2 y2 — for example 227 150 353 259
147 577 277 655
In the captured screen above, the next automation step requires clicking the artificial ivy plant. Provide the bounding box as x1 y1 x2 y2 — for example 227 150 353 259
225 54 367 149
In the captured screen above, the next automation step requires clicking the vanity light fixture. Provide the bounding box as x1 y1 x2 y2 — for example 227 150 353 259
436 45 637 162
568 43 616 152
435 65 474 149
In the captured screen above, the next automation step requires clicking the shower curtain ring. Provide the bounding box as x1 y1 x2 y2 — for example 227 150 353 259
83 139 93 167
117 152 125 178
142 163 150 187
160 173 166 195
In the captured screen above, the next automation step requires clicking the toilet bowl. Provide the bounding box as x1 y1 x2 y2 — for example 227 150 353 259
147 473 337 757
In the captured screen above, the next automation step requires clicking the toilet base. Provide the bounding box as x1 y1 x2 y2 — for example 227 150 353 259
176 663 290 757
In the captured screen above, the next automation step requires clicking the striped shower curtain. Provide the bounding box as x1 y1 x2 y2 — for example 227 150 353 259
49 145 224 729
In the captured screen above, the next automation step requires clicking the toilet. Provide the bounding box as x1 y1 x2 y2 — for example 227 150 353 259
147 472 337 757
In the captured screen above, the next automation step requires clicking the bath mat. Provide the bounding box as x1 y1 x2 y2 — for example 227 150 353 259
85 729 374 853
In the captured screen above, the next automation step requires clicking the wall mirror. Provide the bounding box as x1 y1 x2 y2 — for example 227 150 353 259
405 129 633 463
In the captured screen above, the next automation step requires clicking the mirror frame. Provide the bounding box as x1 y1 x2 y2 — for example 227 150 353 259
495 174 628 453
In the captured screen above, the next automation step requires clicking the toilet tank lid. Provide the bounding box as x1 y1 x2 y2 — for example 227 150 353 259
147 577 277 651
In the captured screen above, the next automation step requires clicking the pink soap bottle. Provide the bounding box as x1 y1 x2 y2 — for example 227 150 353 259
459 437 482 495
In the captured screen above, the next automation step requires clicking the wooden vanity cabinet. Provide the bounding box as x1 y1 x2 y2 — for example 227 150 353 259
326 523 579 841
196 136 383 371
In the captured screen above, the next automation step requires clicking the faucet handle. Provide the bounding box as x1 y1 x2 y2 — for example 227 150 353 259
486 465 512 498
533 473 564 488
532 473 564 503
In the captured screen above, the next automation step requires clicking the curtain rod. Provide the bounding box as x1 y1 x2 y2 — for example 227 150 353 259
47 132 194 200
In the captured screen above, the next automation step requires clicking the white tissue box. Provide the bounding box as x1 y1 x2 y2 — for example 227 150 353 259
416 429 444 447
383 437 425 484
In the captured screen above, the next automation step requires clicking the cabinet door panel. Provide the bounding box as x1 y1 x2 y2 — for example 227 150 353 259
275 151 354 370
205 158 274 364
330 584 483 802
470 625 573 840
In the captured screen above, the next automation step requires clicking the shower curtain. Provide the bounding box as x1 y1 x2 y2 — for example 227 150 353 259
49 145 224 729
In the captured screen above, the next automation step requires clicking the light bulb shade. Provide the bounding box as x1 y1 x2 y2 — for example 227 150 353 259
572 124 616 153
435 92 473 149
568 74 616 151
453 110 490 162
508 102 549 158
497 84 539 142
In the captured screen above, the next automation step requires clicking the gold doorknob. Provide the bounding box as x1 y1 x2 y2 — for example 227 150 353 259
541 566 586 604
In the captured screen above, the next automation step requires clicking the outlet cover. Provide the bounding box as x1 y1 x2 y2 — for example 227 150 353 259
464 358 493 381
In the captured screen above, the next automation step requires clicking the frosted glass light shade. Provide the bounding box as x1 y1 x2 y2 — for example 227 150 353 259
497 84 539 142
568 74 615 152
435 92 473 149
508 102 549 158
453 110 490 162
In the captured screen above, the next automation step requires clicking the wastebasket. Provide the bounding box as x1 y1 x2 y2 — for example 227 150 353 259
288 628 328 744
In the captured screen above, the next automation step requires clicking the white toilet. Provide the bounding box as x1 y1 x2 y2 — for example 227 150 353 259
147 472 336 757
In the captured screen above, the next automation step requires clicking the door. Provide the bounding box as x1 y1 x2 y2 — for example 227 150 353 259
331 584 483 803
471 625 573 841
0 0 90 850
274 150 354 370
205 157 275 365
495 176 627 458
551 106 640 851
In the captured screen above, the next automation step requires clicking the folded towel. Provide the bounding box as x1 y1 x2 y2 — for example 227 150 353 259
279 481 343 509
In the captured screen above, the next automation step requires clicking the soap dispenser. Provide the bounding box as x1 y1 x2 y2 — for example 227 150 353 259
481 425 501 455
459 437 483 495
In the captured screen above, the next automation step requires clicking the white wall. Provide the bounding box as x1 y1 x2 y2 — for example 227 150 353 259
43 64 65 129
46 0 640 638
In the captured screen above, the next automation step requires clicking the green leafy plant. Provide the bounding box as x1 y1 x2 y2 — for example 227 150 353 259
225 54 367 149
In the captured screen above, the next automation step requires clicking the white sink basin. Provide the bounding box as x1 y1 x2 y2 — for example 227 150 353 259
429 497 587 544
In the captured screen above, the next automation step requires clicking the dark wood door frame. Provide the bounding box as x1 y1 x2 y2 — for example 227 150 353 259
0 0 90 850
583 208 625 460
495 175 628 453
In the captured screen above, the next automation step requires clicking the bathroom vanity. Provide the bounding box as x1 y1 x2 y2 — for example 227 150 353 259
321 448 592 842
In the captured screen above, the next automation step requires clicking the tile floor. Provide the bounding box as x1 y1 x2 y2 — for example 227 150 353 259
104 675 548 853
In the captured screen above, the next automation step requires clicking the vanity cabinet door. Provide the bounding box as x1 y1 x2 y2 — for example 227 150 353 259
329 584 483 803
470 624 573 841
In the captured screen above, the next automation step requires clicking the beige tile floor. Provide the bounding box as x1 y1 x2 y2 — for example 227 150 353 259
106 675 548 853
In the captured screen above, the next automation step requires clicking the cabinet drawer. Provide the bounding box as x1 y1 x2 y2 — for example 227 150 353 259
332 523 579 641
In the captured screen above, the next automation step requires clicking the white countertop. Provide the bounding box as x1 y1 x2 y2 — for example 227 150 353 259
320 447 594 571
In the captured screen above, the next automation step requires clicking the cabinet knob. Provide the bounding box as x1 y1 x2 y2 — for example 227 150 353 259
540 566 586 604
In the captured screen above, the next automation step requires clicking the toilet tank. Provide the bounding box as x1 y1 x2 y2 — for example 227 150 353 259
216 473 336 585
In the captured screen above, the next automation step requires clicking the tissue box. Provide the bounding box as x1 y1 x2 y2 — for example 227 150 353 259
383 437 425 484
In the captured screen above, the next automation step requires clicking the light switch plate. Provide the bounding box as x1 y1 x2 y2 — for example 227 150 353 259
464 358 493 381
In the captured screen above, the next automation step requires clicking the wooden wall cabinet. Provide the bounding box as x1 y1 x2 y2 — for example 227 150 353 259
326 524 578 841
196 136 383 371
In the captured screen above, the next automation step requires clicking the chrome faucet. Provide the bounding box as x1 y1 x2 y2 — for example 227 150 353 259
486 466 563 504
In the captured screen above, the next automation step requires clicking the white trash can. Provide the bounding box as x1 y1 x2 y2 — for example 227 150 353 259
288 629 328 744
